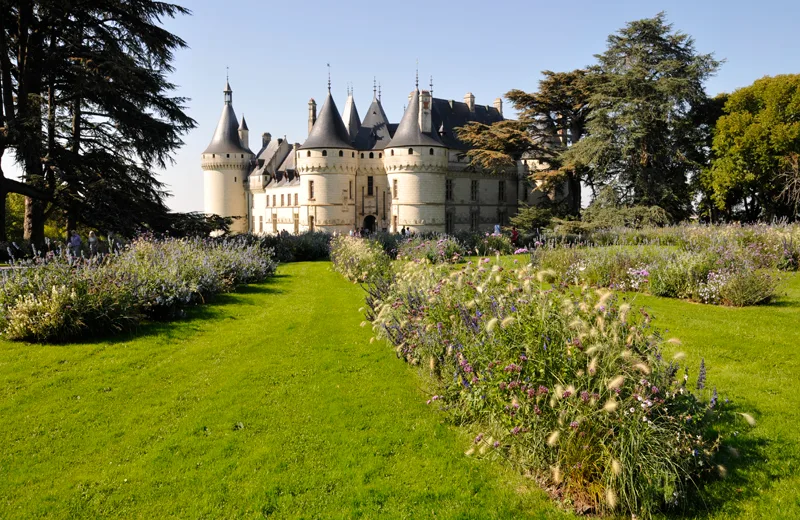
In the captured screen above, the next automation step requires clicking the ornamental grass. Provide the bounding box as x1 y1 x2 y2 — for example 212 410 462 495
358 258 752 517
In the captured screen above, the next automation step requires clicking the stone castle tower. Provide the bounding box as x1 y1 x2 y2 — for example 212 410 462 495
200 81 254 233
201 77 569 236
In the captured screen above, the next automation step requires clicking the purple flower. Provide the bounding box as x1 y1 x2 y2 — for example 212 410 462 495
569 421 579 430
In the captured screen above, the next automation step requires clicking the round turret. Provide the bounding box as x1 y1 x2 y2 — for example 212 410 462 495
201 81 254 233
384 89 448 233
296 90 358 234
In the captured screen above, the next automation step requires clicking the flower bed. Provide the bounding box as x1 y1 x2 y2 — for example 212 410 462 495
396 235 466 264
329 236 391 283
359 259 750 516
0 236 276 342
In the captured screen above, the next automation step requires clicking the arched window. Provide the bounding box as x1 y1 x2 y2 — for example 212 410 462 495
226 153 230 158
429 148 434 155
360 153 364 158
391 150 394 156
306 151 311 157
408 148 413 155
351 152 355 158
379 153 382 158
338 150 343 157
369 152 374 159
322 150 328 157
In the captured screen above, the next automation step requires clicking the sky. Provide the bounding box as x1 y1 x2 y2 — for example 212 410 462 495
6 0 800 212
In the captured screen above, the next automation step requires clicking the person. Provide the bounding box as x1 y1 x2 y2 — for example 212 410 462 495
349 228 354 237
68 231 82 257
511 226 519 246
401 226 406 236
88 231 99 257
494 223 501 235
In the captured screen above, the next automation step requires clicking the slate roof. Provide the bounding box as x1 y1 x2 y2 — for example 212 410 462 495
299 91 354 150
342 94 361 144
430 98 503 150
239 114 249 131
385 89 443 149
354 94 393 150
203 103 251 155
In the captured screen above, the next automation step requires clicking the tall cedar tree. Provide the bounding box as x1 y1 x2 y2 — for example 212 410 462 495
706 74 800 221
457 70 591 216
564 13 720 220
0 1 195 244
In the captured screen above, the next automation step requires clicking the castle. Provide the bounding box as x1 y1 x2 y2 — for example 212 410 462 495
201 80 552 235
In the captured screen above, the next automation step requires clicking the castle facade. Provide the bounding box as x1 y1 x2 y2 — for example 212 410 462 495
201 81 551 235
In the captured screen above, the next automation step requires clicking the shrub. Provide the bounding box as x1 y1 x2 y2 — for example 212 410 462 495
397 236 465 263
0 236 276 342
330 236 391 283
363 260 742 517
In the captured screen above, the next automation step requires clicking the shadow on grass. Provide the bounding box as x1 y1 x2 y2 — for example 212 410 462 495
664 403 776 519
62 274 290 347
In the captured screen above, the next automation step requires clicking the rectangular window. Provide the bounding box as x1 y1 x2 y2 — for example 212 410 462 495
281 194 285 206
470 209 480 231
446 179 454 201
259 215 263 233
392 179 398 199
498 180 505 202
251 216 255 231
266 196 269 207
367 176 374 196
445 211 454 234
349 180 353 199
272 214 277 233
294 193 298 206
470 180 479 202
272 194 276 206
308 180 315 200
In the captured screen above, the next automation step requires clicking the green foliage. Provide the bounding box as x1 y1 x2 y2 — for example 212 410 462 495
510 204 554 231
581 186 671 229
707 74 800 221
364 260 739 516
565 13 720 219
329 236 391 283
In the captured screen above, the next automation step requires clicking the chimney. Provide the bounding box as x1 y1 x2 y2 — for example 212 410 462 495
262 132 272 149
419 90 432 133
308 98 317 135
493 97 503 117
464 92 475 111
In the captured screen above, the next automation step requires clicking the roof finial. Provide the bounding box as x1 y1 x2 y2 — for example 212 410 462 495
378 82 382 101
226 66 229 82
373 77 377 98
430 75 434 97
327 63 331 92
415 59 419 90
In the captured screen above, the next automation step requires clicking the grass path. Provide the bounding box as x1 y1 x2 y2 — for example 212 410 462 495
0 262 568 519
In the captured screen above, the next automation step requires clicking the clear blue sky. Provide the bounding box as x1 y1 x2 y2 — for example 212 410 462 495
8 0 800 212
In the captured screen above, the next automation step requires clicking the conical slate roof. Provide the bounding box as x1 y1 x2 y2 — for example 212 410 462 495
239 114 249 131
299 91 354 150
203 83 251 155
342 93 361 143
386 89 443 149
355 93 392 150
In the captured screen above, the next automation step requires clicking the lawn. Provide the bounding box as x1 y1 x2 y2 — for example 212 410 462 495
0 262 568 519
0 262 798 519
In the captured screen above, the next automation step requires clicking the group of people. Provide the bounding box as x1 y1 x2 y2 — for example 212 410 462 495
68 230 101 257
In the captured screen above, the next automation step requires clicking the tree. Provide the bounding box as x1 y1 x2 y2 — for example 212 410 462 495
565 12 720 220
457 69 591 216
0 1 195 244
707 74 800 221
